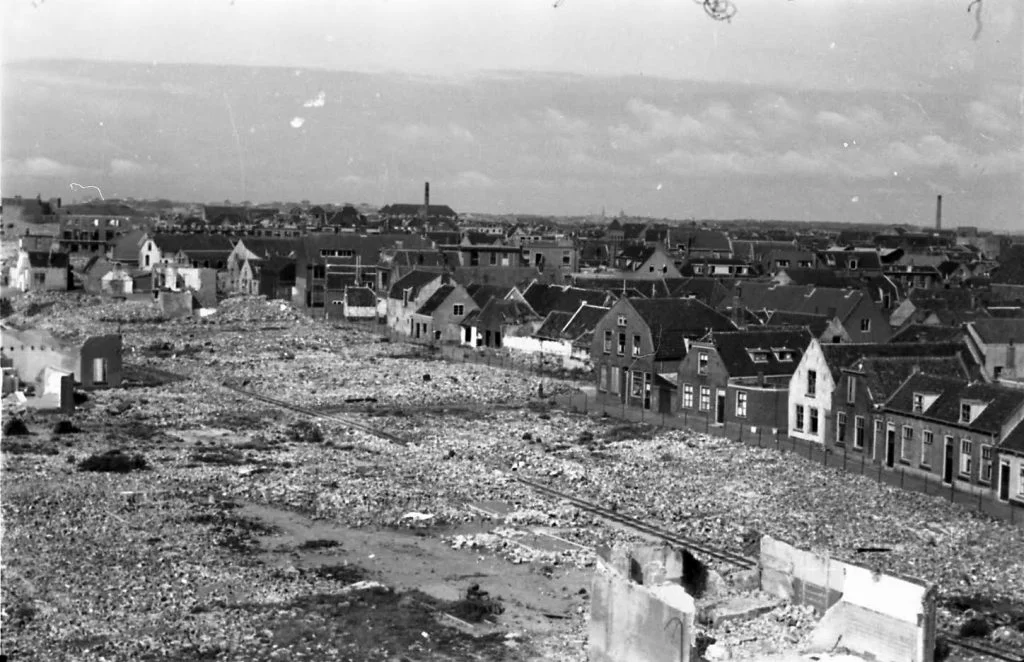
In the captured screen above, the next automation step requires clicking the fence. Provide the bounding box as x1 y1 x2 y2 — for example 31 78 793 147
558 390 1024 528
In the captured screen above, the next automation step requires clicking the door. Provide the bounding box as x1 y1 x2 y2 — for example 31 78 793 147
943 439 954 483
885 425 896 467
715 390 726 424
999 462 1010 501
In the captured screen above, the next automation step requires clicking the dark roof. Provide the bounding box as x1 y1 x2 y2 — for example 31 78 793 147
629 298 737 360
888 324 965 344
26 250 69 268
969 319 1024 345
415 285 456 316
255 256 296 278
475 298 539 329
819 249 882 270
621 223 648 240
853 356 968 405
700 328 812 378
778 268 855 288
426 231 461 246
570 276 689 298
734 282 870 320
388 270 445 300
520 283 611 317
562 304 611 343
908 287 975 310
379 203 457 218
462 232 504 246
765 310 834 337
535 310 574 340
992 246 1024 285
886 374 1024 434
237 237 301 258
617 245 656 262
203 205 250 225
1003 420 1024 453
111 229 148 262
670 277 731 308
820 341 971 380
345 287 377 307
180 249 232 265
298 233 433 265
682 229 731 253
465 283 510 308
150 233 233 253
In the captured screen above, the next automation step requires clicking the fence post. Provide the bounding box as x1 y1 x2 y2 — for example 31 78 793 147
900 469 905 489
861 453 865 474
842 451 847 472
739 425 744 444
584 392 588 414
950 478 955 503
757 428 762 447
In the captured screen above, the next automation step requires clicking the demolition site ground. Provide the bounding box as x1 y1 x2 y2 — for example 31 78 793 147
2 294 1024 661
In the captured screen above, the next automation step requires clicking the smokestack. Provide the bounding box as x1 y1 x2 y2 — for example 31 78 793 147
424 182 430 208
936 195 942 231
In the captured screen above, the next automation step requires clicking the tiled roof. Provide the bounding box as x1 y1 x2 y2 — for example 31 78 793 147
561 304 610 342
388 270 445 300
255 256 296 278
886 373 1024 434
1003 420 1024 453
465 283 511 308
669 277 730 308
777 268 855 288
820 341 971 380
520 283 611 317
236 237 301 258
415 285 455 316
475 298 539 328
734 282 868 320
629 298 737 361
819 249 882 270
888 324 965 344
682 229 731 252
852 356 968 405
969 319 1024 345
764 311 834 337
992 246 1024 285
150 233 233 254
111 229 148 262
535 310 574 340
908 287 975 309
701 327 812 378
617 245 655 262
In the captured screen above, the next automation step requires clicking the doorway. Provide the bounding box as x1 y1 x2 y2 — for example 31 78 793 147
943 439 954 484
999 462 1010 501
885 425 896 468
715 390 726 425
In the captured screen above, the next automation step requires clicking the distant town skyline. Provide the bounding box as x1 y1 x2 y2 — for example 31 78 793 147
2 0 1021 229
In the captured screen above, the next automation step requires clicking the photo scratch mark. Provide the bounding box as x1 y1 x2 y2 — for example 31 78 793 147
222 92 247 198
70 183 105 200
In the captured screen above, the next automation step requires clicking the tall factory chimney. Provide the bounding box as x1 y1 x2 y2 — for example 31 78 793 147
425 182 430 209
935 195 942 231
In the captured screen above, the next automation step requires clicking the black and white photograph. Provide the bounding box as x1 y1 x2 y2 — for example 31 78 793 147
1 0 1022 660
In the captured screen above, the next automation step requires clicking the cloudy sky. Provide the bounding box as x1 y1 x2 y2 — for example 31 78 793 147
2 0 1021 229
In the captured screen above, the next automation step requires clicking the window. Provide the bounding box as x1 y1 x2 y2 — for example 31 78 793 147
994 366 1003 379
901 426 913 462
750 351 769 363
847 376 857 404
698 352 709 375
736 391 748 418
489 251 497 265
1020 466 1024 496
854 416 865 449
921 430 933 466
836 412 847 443
912 394 923 413
699 386 711 411
981 445 993 483
874 419 885 452
93 358 108 384
809 407 819 434
683 384 694 408
795 405 805 431
610 368 621 394
960 403 971 423
860 318 871 332
453 304 465 316
960 438 973 476
617 333 626 356
776 259 790 268
617 315 627 327
630 371 644 398
849 259 859 270
603 330 612 354
599 366 608 392
632 334 642 357
775 350 794 362
33 272 46 285
807 370 817 397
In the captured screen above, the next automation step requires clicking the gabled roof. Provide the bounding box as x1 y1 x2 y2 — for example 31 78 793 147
968 319 1024 345
462 232 504 246
520 283 611 317
297 233 433 265
345 286 377 307
149 233 233 254
111 229 148 262
25 251 69 268
180 248 232 265
562 304 611 343
669 277 731 308
764 310 835 337
617 245 656 262
683 229 731 253
886 374 1024 434
992 246 1024 285
426 231 461 246
236 237 301 259
888 324 965 344
698 327 812 378
475 298 539 328
255 256 296 278
819 341 971 380
628 298 737 360
734 282 870 321
853 356 968 405
388 269 445 300
415 285 456 316
465 283 511 308
777 268 856 288
819 249 882 270
535 310 574 340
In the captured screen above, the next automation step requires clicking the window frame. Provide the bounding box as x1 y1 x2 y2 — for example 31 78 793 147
603 330 612 354
735 390 748 418
900 425 914 462
616 314 627 327
853 415 865 450
682 384 694 408
795 404 805 431
699 386 711 412
632 334 642 357
809 407 819 435
698 352 709 375
617 333 626 356
960 438 973 476
980 445 993 484
630 370 644 398
860 318 871 332
453 303 465 316
836 411 847 444
807 369 817 397
847 376 856 404
921 429 933 467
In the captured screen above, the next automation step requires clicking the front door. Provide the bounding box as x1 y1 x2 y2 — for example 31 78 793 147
943 439 954 483
999 462 1010 501
885 425 896 467
715 390 726 424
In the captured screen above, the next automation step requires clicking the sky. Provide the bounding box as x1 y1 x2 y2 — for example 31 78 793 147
2 0 1022 229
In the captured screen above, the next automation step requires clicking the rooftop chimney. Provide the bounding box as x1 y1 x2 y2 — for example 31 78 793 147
936 195 942 231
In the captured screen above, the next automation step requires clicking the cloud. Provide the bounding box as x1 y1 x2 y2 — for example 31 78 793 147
451 170 495 189
290 117 305 128
3 156 79 178
303 91 326 108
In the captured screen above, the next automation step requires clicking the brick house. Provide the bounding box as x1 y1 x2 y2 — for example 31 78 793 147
386 270 450 339
409 283 478 343
790 339 975 446
677 327 811 431
881 374 1024 499
591 298 736 415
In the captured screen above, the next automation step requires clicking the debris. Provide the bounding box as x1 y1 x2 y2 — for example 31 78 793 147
3 417 31 436
77 450 149 473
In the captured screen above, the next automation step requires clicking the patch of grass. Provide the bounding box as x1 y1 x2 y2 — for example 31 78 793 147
190 448 247 465
78 450 149 473
312 564 364 583
299 539 341 550
959 616 993 638
1 439 59 455
3 418 31 436
288 420 324 444
603 422 655 442
53 419 81 435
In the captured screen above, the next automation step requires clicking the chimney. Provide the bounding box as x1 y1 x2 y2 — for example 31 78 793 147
936 195 942 231
424 182 430 208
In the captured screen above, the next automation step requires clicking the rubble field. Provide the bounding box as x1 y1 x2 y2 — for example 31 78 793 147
3 293 1024 660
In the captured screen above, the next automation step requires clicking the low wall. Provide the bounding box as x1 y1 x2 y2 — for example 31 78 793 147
760 535 936 662
590 545 695 662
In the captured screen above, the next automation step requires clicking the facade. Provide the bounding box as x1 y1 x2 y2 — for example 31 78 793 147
677 328 811 431
386 270 450 337
460 299 540 349
613 245 682 279
10 249 71 291
591 298 736 415
686 257 755 278
409 283 478 343
1 325 122 389
521 238 580 283
138 233 233 271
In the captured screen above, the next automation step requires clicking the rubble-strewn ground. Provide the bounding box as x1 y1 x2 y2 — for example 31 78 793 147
3 293 1024 660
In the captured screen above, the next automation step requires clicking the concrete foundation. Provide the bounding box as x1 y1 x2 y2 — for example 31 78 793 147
590 544 696 662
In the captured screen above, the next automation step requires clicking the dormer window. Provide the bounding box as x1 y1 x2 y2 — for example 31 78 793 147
960 402 971 423
849 259 858 270
773 349 794 362
617 315 627 327
913 392 939 414
913 394 924 413
749 350 769 363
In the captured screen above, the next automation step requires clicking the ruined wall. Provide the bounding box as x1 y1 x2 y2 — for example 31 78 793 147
760 535 936 662
589 545 695 662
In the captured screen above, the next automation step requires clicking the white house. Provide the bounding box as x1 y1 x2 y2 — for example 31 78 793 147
787 338 835 444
